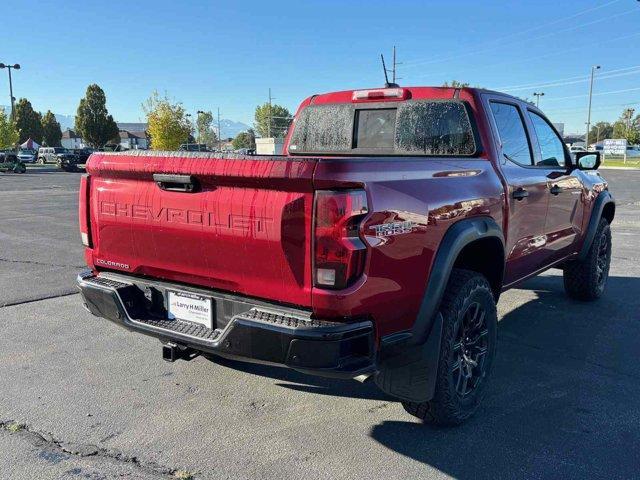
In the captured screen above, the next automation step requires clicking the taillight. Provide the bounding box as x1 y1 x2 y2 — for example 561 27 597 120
352 88 409 102
314 190 368 289
79 174 91 247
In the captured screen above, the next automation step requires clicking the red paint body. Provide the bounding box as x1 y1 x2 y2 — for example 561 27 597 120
81 87 608 342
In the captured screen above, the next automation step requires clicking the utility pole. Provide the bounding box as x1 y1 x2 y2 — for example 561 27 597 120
386 47 401 85
533 92 545 108
585 65 601 148
217 107 221 151
0 63 20 121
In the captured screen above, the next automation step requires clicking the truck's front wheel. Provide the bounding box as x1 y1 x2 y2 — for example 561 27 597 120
402 269 497 426
563 218 611 301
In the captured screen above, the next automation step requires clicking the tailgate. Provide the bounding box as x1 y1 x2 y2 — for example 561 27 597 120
85 151 317 307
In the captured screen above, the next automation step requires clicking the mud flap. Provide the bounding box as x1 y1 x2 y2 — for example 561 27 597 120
374 313 443 403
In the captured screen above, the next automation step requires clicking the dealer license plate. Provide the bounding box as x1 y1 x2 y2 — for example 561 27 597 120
167 291 213 329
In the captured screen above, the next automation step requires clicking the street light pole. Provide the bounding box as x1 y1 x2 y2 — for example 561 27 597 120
0 63 21 121
533 92 545 108
217 108 221 151
585 65 601 148
196 110 206 145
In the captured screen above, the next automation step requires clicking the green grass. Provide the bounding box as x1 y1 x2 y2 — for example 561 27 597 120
2 421 26 433
173 471 196 480
601 158 640 168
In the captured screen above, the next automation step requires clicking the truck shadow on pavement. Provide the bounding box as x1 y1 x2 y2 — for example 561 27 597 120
208 355 390 401
369 274 640 479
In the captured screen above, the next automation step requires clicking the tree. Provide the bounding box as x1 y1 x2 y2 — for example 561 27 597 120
0 109 19 148
75 84 119 148
143 91 191 150
442 80 470 88
196 110 218 147
14 98 43 143
41 110 62 147
232 129 256 150
254 103 291 138
612 109 640 144
588 121 613 144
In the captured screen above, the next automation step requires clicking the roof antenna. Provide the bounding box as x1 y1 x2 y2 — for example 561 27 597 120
380 54 399 88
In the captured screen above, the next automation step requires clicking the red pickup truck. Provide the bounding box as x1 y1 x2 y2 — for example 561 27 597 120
77 86 614 425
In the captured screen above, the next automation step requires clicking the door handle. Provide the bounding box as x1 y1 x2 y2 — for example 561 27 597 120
512 188 529 201
153 174 199 193
550 185 561 196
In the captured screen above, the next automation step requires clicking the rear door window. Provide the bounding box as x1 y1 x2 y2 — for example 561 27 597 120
489 102 533 166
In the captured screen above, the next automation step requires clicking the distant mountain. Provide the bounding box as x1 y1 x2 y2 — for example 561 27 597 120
218 119 252 139
55 113 75 130
1 105 75 130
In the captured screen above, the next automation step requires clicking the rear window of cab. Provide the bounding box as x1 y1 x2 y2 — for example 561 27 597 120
288 100 478 156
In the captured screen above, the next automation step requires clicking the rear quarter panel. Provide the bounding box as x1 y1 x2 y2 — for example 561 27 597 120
312 157 504 339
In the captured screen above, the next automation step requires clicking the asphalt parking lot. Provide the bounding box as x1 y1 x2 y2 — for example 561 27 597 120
1 167 639 479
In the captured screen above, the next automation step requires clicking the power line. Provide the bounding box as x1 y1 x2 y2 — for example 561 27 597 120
544 100 640 114
544 86 640 102
498 66 640 92
404 5 637 69
497 64 640 90
410 31 640 82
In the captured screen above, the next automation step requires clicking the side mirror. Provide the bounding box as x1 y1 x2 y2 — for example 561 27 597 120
574 151 600 170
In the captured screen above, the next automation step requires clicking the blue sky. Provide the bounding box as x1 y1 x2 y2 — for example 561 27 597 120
1 0 639 133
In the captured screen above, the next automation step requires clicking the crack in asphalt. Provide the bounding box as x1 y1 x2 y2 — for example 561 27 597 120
1 291 79 309
0 257 84 269
0 420 184 479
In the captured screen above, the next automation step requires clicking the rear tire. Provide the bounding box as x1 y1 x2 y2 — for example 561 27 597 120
563 218 611 301
402 268 497 426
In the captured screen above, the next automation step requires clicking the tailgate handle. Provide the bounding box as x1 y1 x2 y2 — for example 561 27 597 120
153 174 199 193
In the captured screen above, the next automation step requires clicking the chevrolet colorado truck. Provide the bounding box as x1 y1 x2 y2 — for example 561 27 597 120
77 86 614 425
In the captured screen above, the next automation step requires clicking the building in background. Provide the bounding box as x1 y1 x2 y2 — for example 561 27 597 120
118 130 148 149
61 129 85 149
255 138 283 155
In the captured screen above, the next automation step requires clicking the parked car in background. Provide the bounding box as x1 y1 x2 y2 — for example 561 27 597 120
37 147 79 171
625 146 640 158
179 143 209 152
73 148 95 164
569 145 587 153
103 144 128 152
17 148 37 163
77 85 614 426
233 148 256 155
0 151 26 173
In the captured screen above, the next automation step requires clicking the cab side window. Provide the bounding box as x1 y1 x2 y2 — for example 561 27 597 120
529 111 566 168
489 102 532 166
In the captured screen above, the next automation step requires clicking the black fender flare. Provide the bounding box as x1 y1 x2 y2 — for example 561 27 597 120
411 216 504 345
375 216 504 403
579 190 615 261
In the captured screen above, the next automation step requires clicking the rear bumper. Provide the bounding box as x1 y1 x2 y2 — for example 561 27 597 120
77 270 375 378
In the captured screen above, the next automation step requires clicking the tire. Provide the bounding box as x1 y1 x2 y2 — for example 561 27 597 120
563 218 611 301
402 268 498 426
